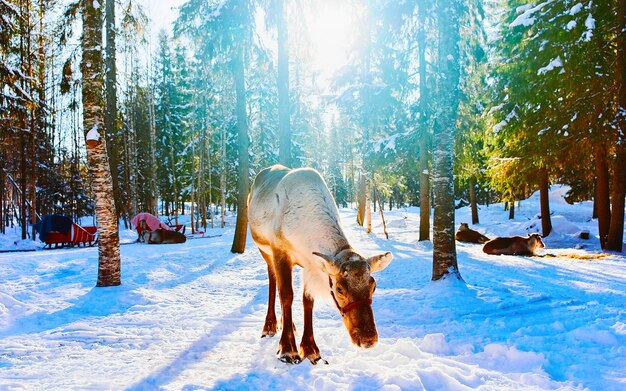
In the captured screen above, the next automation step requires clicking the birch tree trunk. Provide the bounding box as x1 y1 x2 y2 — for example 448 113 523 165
82 0 121 286
432 0 461 281
104 0 122 225
231 45 250 253
276 0 291 166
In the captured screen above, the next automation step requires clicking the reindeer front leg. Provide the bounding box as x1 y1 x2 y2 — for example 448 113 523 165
300 293 326 365
273 251 300 364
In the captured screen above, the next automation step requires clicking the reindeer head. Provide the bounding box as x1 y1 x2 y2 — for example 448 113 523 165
529 233 545 249
459 223 469 231
313 250 393 349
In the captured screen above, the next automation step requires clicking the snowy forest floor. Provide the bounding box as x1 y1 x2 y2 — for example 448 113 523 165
0 186 625 390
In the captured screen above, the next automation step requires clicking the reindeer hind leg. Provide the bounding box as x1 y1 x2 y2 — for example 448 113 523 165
259 249 277 338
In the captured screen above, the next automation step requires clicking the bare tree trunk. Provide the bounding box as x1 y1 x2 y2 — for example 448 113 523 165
20 129 27 239
469 176 479 225
221 127 226 229
539 168 552 237
366 182 372 234
169 129 178 225
432 0 460 281
26 0 37 240
231 45 250 253
191 138 196 234
0 153 4 234
375 186 388 239
82 0 121 286
606 145 626 252
207 130 213 229
129 112 138 218
508 196 515 220
18 0 27 239
418 0 431 242
606 0 626 252
594 143 611 247
147 85 158 215
357 174 366 226
276 0 291 166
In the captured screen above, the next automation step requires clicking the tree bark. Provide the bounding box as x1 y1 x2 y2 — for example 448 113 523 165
366 183 372 234
82 0 121 287
231 45 250 253
418 0 431 242
539 168 552 237
508 196 515 220
357 174 366 226
147 84 158 215
469 176 479 224
606 144 626 252
592 179 598 219
606 0 626 252
221 127 226 228
276 0 291 166
375 187 388 239
594 143 611 247
20 129 27 240
432 0 461 281
0 152 4 234
105 0 122 225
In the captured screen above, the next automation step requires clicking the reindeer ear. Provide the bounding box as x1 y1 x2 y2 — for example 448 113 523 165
312 252 340 275
368 252 393 273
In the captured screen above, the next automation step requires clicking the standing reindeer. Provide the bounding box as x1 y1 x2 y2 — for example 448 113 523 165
248 165 393 364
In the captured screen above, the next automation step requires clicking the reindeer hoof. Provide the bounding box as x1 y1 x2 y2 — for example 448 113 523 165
278 352 301 364
299 344 324 365
262 318 277 337
309 356 328 365
262 329 276 338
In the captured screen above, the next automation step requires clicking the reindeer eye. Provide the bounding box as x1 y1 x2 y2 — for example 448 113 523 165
336 287 344 295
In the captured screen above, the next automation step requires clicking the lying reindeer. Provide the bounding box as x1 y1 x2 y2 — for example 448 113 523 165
455 223 490 244
141 228 187 244
248 165 393 365
482 233 545 256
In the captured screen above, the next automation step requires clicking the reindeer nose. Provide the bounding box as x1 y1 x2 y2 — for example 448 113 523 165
352 327 378 349
358 334 378 349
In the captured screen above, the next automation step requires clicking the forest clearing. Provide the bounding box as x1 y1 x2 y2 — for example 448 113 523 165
2 0 626 389
1 189 625 390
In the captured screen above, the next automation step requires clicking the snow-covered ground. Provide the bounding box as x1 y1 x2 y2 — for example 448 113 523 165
0 186 625 390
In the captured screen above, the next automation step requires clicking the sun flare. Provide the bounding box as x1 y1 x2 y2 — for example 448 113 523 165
304 1 363 82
